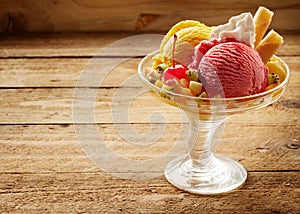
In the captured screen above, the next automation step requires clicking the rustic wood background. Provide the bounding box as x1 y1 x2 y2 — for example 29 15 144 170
1 33 299 213
0 0 299 213
0 0 300 33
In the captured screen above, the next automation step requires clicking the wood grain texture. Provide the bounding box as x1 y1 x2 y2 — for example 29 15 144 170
0 124 299 173
0 56 299 87
0 33 299 57
0 172 299 213
0 0 299 33
0 87 299 124
0 31 299 213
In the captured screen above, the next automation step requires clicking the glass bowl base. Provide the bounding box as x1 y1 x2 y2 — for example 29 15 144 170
164 154 247 194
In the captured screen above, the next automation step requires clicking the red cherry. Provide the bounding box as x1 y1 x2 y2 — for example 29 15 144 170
163 64 187 83
163 34 187 85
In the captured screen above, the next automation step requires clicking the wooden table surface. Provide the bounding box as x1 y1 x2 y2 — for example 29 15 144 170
0 32 299 213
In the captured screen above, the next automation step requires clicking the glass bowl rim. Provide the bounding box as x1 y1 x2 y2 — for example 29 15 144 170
138 49 290 102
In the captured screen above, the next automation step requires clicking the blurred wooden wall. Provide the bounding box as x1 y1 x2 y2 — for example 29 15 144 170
1 0 299 34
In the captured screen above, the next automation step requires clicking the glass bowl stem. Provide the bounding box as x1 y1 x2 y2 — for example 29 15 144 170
164 113 247 194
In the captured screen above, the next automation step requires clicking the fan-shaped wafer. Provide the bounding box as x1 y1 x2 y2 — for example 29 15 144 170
254 6 274 47
256 29 284 64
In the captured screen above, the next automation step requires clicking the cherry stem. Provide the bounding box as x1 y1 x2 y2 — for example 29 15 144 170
172 34 177 68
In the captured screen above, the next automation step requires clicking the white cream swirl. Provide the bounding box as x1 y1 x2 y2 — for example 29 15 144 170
210 12 255 47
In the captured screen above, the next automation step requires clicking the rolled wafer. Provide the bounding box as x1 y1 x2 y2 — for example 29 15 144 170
256 29 284 64
254 6 274 47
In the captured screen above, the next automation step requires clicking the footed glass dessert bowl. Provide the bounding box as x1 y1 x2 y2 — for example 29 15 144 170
138 50 290 194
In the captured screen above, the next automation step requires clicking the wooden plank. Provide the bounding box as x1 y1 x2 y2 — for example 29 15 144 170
0 33 162 57
0 58 139 88
0 171 299 213
0 25 298 214
0 56 299 88
0 86 298 124
0 33 130 57
0 123 299 172
0 34 299 57
0 0 299 33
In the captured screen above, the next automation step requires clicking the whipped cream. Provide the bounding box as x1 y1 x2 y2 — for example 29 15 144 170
210 12 255 47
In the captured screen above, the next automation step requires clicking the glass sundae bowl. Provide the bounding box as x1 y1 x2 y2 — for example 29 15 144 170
138 50 290 194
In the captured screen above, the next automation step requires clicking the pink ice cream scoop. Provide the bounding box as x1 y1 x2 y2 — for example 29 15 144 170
190 41 268 98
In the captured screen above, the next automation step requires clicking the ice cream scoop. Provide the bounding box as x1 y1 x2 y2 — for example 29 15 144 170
194 41 268 98
159 20 212 66
149 7 283 99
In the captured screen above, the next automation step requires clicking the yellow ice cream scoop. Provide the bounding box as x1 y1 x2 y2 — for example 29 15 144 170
159 20 212 66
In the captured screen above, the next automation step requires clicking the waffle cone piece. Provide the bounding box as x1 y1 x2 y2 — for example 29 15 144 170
254 6 274 47
253 6 283 64
256 29 284 64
